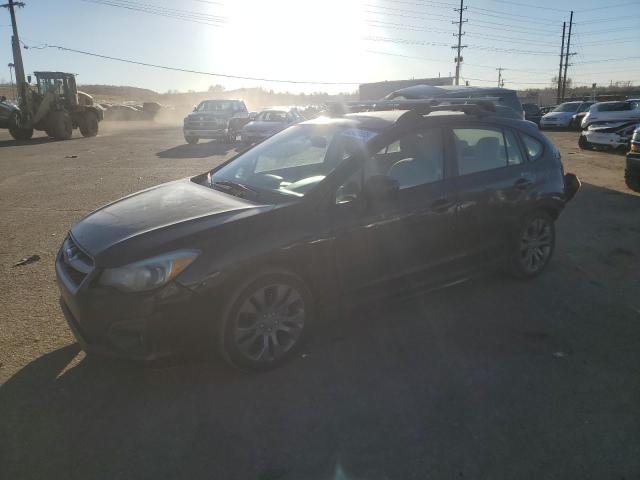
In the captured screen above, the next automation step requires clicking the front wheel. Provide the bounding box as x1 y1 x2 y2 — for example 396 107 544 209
219 270 312 371
578 134 592 150
48 110 73 140
509 211 556 279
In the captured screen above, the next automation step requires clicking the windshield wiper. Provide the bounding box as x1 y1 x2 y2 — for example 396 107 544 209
212 179 260 199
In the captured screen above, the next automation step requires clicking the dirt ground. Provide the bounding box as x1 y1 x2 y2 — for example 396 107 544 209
0 123 638 479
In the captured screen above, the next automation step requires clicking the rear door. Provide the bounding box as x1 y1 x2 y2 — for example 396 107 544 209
449 125 531 264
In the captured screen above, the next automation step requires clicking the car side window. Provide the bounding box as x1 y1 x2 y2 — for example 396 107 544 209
504 129 524 166
521 134 544 161
384 129 444 189
453 128 507 175
334 129 445 204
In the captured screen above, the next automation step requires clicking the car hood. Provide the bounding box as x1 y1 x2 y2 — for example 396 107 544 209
71 179 269 264
243 121 287 133
542 111 573 120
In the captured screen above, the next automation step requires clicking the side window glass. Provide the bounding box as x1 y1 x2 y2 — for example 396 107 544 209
504 129 524 166
521 134 544 161
453 128 507 175
335 129 445 204
385 129 444 189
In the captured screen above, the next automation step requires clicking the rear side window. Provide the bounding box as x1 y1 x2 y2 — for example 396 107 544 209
597 102 631 112
521 134 544 161
453 128 525 175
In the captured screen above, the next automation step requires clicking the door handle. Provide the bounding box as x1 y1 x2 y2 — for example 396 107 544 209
514 178 532 190
431 197 454 213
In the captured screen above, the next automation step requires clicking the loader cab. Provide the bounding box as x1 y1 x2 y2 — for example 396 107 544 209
34 72 78 107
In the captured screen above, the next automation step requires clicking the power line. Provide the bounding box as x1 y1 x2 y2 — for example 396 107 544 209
487 0 567 13
82 0 226 26
579 1 639 12
30 44 363 85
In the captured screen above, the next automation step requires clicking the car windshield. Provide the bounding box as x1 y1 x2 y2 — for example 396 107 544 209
211 124 369 201
553 102 581 113
196 100 234 112
256 111 288 122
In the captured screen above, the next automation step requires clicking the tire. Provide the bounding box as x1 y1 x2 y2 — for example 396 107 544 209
226 132 237 144
48 110 73 140
508 211 556 279
185 136 198 144
625 171 640 193
218 269 313 371
578 134 592 150
79 112 99 137
8 112 33 141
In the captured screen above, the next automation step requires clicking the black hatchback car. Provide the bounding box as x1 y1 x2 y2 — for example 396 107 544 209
56 103 579 370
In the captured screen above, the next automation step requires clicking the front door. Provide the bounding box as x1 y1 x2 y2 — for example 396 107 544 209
330 127 459 297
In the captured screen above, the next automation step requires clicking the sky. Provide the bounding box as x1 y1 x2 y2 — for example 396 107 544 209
0 0 638 94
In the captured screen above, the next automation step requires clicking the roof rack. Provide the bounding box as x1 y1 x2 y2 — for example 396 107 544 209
326 98 497 117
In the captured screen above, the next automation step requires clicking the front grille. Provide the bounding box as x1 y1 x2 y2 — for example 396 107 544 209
60 236 94 287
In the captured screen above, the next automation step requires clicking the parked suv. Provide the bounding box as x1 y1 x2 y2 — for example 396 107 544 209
56 103 579 370
581 100 640 129
183 99 249 144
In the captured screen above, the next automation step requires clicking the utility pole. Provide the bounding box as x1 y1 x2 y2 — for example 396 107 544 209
561 10 574 102
452 0 467 86
556 21 566 104
1 0 27 103
496 67 504 88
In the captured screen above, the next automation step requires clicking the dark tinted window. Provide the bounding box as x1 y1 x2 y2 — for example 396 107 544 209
597 102 632 112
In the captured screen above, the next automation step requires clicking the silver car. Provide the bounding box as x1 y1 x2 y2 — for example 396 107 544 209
240 108 304 144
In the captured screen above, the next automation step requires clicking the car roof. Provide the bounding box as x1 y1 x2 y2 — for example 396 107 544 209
387 84 517 98
302 109 534 132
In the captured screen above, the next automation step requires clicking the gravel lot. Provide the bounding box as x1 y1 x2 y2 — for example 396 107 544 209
1 122 639 479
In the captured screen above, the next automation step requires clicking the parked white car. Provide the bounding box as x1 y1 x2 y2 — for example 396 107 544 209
581 100 640 129
579 121 639 151
540 101 593 129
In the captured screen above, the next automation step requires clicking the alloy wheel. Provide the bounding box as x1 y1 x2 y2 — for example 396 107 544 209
519 217 553 274
233 283 305 363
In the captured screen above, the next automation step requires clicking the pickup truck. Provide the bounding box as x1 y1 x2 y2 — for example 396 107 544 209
183 99 250 144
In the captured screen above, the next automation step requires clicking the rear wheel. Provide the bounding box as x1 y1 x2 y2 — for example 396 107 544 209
185 136 198 144
219 270 312 371
8 112 33 141
79 112 99 137
48 110 73 140
509 211 555 279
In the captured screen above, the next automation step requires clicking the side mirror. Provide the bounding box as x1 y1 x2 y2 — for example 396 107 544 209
364 175 399 202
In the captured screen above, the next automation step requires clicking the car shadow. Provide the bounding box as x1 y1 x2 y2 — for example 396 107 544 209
0 136 83 148
1 182 639 479
156 141 239 159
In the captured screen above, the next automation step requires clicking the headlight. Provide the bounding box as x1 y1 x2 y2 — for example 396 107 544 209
99 250 199 292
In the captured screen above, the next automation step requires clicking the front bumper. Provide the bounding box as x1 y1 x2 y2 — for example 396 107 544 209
540 118 570 128
626 152 640 176
183 127 228 139
56 248 210 361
